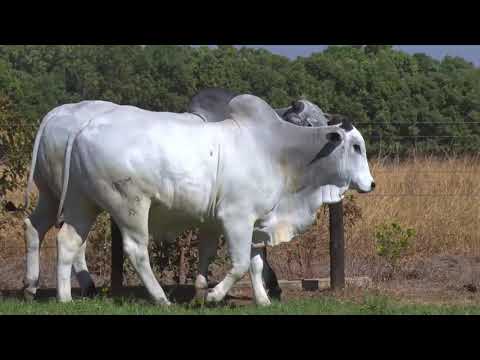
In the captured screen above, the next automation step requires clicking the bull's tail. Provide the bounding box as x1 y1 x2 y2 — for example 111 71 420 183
55 132 75 227
56 116 96 227
24 113 57 213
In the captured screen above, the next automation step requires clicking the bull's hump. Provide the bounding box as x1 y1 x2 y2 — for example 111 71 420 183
228 94 282 127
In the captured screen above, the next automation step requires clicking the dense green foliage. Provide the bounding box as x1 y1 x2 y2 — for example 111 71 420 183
1 45 479 197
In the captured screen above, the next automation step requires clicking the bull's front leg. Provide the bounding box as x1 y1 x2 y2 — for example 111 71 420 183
249 246 272 306
206 217 253 303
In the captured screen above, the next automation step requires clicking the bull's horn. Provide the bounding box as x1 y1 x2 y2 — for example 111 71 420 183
291 101 305 113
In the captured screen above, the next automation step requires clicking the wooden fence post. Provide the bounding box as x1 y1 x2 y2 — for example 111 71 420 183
178 231 193 285
329 201 345 290
110 219 124 294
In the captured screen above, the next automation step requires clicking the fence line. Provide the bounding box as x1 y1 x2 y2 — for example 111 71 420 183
357 122 480 126
0 121 480 128
373 135 477 138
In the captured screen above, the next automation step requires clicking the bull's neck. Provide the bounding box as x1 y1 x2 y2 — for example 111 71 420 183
276 122 331 170
268 124 344 230
263 124 332 195
269 184 327 235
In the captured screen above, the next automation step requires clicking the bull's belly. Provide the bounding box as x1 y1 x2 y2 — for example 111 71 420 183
148 203 220 245
149 183 218 226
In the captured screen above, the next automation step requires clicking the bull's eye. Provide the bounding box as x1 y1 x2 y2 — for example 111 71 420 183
353 144 362 154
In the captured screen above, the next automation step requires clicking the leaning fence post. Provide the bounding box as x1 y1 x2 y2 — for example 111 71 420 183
110 219 124 294
329 201 345 290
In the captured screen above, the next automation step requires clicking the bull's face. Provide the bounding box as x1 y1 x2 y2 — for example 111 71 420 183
344 127 375 193
306 116 375 196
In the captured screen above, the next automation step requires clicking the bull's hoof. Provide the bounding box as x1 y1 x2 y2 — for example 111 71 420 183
154 298 171 307
194 288 207 305
205 289 218 303
268 287 282 302
23 288 36 302
255 298 272 307
57 297 73 303
81 284 98 299
205 289 227 306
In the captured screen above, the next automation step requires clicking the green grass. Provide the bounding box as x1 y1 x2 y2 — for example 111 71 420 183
1 295 480 315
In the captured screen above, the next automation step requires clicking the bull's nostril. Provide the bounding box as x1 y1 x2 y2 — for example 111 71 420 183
371 182 376 190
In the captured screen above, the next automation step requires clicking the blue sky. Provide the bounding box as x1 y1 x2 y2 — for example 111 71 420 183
233 45 480 66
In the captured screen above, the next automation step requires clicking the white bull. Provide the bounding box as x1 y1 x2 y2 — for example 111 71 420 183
22 90 330 301
52 94 374 305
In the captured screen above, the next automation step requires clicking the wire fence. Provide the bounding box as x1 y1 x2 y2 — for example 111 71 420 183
1 122 479 245
1 121 479 194
1 120 480 292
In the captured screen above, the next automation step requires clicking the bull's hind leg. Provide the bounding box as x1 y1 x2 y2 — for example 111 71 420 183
195 230 220 298
23 190 57 299
113 198 170 305
56 201 99 303
261 248 282 301
206 217 253 303
72 242 97 298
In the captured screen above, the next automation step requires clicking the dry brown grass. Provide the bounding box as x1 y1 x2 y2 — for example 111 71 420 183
269 155 480 286
357 155 480 257
1 156 479 297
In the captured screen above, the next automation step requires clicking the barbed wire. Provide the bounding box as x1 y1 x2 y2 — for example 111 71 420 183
1 246 57 250
2 121 480 128
362 194 480 197
372 135 477 138
373 171 480 174
357 122 480 126
2 121 480 126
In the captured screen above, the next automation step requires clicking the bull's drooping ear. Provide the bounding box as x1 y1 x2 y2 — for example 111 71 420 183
325 113 354 132
326 131 342 144
324 113 342 125
308 130 344 166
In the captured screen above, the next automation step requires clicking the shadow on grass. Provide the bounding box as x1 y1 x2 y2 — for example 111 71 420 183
1 284 255 308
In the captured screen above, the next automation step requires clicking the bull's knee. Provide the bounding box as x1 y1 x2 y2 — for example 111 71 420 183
231 260 250 281
195 274 208 290
122 239 144 265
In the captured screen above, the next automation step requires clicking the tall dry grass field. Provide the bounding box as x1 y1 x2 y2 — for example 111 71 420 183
355 155 480 258
1 156 479 291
